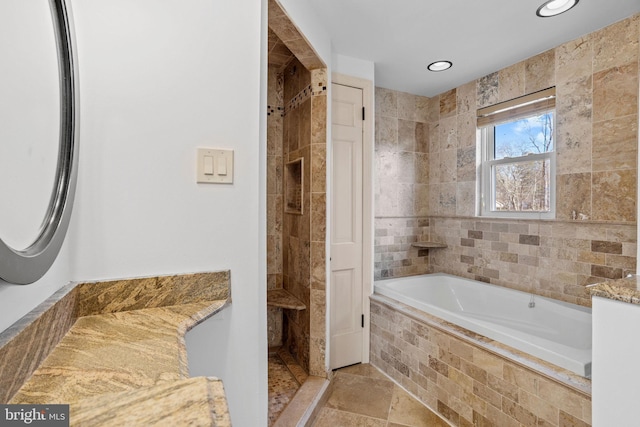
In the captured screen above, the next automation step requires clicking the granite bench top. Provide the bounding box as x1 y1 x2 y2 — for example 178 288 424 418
0 271 232 426
589 274 640 305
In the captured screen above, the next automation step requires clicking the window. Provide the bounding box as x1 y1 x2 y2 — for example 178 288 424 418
477 88 556 219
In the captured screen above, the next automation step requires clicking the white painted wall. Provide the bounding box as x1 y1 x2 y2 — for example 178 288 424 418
0 0 267 425
592 297 640 426
332 54 375 83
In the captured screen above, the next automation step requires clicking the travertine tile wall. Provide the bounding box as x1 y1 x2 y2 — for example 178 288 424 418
280 57 328 376
283 57 313 371
375 14 639 305
268 1 328 377
308 68 328 378
430 218 636 306
375 90 432 280
267 65 284 347
371 299 591 427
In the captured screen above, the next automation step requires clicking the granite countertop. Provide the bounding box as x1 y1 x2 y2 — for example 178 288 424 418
589 274 640 305
0 271 232 426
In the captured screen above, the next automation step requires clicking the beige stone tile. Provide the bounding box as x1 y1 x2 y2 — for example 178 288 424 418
556 173 591 221
456 146 476 182
311 144 326 193
519 389 559 424
592 62 639 122
457 81 476 115
592 114 638 172
427 96 440 123
440 89 457 118
309 336 326 377
311 68 327 89
591 169 637 222
398 183 416 216
536 379 584 420
310 241 326 283
398 92 419 121
555 76 592 175
456 112 477 149
376 87 397 118
559 409 590 427
267 155 283 195
398 119 417 152
269 13 302 43
325 372 395 419
593 15 640 73
414 184 430 217
556 35 593 84
309 289 325 338
310 193 326 242
499 61 525 102
415 122 429 153
313 408 386 427
311 95 327 145
428 184 441 216
388 385 449 427
376 181 399 217
375 116 398 151
267 235 283 275
525 49 555 93
415 153 429 185
300 98 312 149
267 194 283 234
267 115 284 156
477 72 499 108
456 181 476 217
440 149 457 183
337 363 389 381
439 116 457 151
414 95 431 124
502 364 537 395
428 122 441 154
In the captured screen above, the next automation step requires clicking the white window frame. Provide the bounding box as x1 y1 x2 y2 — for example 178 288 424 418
478 111 556 219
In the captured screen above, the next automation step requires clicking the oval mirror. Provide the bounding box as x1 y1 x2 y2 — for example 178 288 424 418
0 0 79 285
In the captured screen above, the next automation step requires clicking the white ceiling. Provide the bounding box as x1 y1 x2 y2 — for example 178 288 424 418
305 0 640 97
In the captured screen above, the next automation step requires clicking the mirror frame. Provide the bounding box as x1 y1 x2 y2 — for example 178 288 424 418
0 0 79 285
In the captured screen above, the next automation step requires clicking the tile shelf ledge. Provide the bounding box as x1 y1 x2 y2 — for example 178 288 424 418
411 242 447 249
267 289 306 310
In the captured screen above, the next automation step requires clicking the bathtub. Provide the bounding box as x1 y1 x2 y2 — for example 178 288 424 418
374 273 592 378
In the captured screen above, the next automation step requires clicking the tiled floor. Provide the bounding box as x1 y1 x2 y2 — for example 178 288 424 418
268 349 308 426
312 364 450 427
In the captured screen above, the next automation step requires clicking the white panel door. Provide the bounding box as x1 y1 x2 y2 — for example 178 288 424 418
330 83 364 369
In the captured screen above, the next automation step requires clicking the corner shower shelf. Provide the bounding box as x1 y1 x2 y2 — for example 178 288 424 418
267 289 306 310
411 242 447 249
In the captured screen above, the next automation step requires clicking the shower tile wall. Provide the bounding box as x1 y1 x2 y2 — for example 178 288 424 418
277 58 327 376
268 0 328 377
309 67 328 377
375 90 432 279
375 13 639 306
267 64 285 347
283 57 313 371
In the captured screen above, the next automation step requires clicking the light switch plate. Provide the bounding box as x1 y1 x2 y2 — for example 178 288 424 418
197 148 234 184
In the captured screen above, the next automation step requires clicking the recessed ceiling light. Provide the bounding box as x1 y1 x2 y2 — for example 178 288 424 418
536 0 579 17
428 60 452 72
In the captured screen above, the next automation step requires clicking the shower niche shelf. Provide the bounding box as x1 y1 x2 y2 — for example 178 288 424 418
267 289 306 310
411 242 447 249
285 158 303 215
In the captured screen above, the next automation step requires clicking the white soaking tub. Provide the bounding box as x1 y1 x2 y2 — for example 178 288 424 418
374 273 592 377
